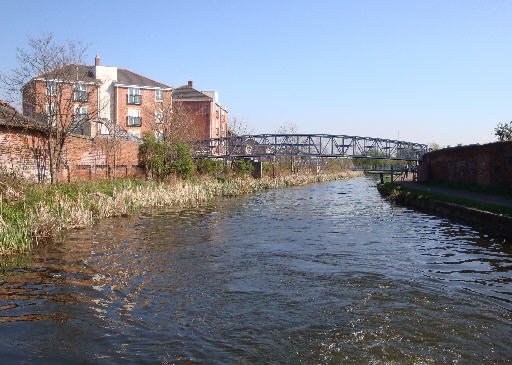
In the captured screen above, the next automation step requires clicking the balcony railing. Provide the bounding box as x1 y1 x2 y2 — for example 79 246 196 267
127 94 141 105
127 116 141 127
74 91 88 102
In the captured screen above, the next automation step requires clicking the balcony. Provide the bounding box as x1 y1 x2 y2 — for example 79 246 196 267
127 94 141 105
74 91 88 102
127 116 141 127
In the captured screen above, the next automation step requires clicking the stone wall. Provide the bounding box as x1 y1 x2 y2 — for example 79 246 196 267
418 142 512 187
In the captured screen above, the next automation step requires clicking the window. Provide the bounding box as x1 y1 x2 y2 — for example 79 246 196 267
155 109 163 124
46 81 57 95
155 89 163 101
222 113 225 122
127 88 141 104
216 109 219 118
127 109 141 126
46 104 57 126
128 130 141 138
74 106 88 122
72 106 88 134
155 130 163 141
74 84 88 101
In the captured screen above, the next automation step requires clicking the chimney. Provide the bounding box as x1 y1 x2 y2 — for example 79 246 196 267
95 54 100 66
188 80 193 88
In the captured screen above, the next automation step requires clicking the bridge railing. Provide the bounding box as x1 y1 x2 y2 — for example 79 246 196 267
191 134 430 161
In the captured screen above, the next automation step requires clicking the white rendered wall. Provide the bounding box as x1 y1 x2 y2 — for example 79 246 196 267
93 66 118 121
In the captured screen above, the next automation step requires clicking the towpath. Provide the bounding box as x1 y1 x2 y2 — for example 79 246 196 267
400 182 512 209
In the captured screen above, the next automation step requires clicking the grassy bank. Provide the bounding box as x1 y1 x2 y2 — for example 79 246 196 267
0 171 362 255
378 182 512 216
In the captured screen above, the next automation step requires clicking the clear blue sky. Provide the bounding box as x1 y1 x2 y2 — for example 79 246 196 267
1 0 510 146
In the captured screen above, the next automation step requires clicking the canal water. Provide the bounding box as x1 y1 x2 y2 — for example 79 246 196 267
0 177 511 363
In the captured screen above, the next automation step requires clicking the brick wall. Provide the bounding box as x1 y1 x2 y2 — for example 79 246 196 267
60 134 144 182
0 125 143 182
179 100 210 140
418 142 512 187
0 126 49 181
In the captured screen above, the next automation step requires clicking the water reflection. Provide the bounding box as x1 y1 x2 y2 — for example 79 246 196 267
0 177 511 363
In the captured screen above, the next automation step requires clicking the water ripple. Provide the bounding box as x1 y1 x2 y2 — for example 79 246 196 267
0 176 511 363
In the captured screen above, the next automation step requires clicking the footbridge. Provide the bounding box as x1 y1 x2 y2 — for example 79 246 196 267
192 134 430 161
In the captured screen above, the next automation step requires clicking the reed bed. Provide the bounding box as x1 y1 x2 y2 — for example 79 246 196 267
0 170 362 255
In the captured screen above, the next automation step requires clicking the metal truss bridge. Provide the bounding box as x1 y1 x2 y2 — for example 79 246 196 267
192 134 430 161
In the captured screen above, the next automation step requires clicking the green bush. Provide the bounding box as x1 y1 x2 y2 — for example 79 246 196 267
172 143 195 178
140 133 195 179
140 132 169 179
234 159 255 175
196 158 223 175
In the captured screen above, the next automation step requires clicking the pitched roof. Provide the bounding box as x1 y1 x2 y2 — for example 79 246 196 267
173 86 213 101
0 102 46 132
33 64 97 83
33 64 170 88
116 68 170 88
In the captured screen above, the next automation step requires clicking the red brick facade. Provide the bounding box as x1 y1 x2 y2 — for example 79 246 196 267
418 142 512 188
114 86 172 139
0 124 143 182
22 80 100 133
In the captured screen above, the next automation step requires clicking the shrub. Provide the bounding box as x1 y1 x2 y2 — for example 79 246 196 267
172 143 195 178
140 132 169 179
234 159 255 176
196 158 222 175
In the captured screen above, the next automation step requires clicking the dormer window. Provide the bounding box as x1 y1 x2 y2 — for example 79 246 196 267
127 88 141 105
74 84 88 102
155 89 163 101
46 81 57 96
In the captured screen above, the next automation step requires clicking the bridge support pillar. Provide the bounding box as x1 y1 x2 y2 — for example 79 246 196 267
252 161 262 179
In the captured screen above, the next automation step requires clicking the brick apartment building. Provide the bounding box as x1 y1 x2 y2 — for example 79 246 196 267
22 55 229 142
173 81 228 140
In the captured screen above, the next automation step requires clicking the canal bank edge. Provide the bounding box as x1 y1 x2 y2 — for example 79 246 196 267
377 183 512 242
0 171 364 255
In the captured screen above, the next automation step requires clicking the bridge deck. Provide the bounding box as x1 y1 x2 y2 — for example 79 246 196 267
192 134 429 161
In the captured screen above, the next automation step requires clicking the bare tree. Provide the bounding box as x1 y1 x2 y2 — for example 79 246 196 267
1 33 97 183
144 93 203 144
228 117 253 136
495 121 512 142
275 121 298 134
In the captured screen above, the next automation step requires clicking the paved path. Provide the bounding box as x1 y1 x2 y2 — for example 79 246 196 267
400 182 512 209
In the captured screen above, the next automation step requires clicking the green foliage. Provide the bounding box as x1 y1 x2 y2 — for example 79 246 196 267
140 132 169 179
196 158 223 175
352 157 401 168
172 143 195 178
262 162 273 175
139 132 195 179
495 121 512 142
234 159 255 175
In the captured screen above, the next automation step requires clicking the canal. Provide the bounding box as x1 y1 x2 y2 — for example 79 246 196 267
0 176 511 363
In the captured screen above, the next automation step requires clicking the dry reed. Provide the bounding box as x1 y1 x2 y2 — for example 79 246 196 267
1 170 362 255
